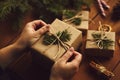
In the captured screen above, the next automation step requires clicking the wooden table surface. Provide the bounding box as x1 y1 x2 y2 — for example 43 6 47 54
0 0 120 80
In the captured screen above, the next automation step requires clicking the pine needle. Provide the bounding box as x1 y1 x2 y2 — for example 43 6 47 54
92 33 114 49
43 29 71 45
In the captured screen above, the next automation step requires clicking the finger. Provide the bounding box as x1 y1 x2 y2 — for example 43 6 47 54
29 20 47 30
70 51 82 66
36 25 50 35
32 20 47 26
60 47 74 62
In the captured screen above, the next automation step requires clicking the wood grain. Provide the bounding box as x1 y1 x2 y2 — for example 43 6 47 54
0 0 120 80
110 61 120 80
73 0 120 80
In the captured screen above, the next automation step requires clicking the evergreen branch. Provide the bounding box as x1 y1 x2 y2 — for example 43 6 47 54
0 0 93 30
43 29 71 45
0 0 31 20
71 18 82 25
92 33 114 49
0 0 16 19
63 10 76 19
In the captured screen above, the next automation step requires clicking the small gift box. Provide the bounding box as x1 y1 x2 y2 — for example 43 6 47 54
85 30 115 58
74 11 89 30
32 19 82 63
63 11 89 33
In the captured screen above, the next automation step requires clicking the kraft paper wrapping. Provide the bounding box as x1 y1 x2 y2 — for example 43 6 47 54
32 19 82 62
85 30 115 57
63 11 89 30
75 11 89 30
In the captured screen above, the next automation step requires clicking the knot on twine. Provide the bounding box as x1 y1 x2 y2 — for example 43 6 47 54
42 26 71 59
87 22 114 49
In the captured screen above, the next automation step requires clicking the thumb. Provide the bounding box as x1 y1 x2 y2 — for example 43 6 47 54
60 47 74 62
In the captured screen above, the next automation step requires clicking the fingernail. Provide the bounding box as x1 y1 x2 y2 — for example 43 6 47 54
69 47 74 52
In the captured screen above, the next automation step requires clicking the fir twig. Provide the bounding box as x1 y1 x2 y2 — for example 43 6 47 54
0 0 93 30
92 32 114 49
43 29 71 45
63 10 76 19
0 0 31 20
71 18 82 25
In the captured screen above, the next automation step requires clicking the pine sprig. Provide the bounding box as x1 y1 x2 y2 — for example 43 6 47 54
39 0 93 20
92 33 114 49
0 0 16 20
0 0 93 30
63 10 76 19
58 29 71 42
0 0 31 20
43 29 71 45
71 18 82 25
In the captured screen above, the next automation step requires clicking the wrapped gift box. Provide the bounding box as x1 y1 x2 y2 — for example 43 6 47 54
32 19 82 63
74 11 89 30
63 11 89 33
85 30 115 58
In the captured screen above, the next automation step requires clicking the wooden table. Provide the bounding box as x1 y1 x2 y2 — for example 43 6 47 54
73 0 120 80
0 0 120 80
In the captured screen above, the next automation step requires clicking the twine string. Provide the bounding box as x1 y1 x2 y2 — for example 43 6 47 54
87 21 109 49
43 26 71 59
63 14 95 24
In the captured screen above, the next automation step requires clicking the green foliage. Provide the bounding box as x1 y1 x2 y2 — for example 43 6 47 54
71 18 82 25
43 29 71 45
0 0 32 30
92 33 114 49
0 0 31 20
40 0 69 15
57 29 71 42
0 0 93 30
63 10 76 19
39 0 93 16
92 33 102 40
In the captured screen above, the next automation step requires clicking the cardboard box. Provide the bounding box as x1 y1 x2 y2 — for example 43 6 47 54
63 11 89 33
85 30 115 58
32 19 82 62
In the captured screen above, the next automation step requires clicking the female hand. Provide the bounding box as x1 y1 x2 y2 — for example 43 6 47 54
50 47 82 80
0 20 49 68
15 20 49 48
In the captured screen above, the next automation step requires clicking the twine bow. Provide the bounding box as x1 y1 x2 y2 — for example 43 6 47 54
96 21 107 49
43 26 71 59
87 22 114 49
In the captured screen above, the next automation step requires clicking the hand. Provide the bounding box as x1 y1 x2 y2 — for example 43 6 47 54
50 47 82 80
0 20 49 68
15 20 49 48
